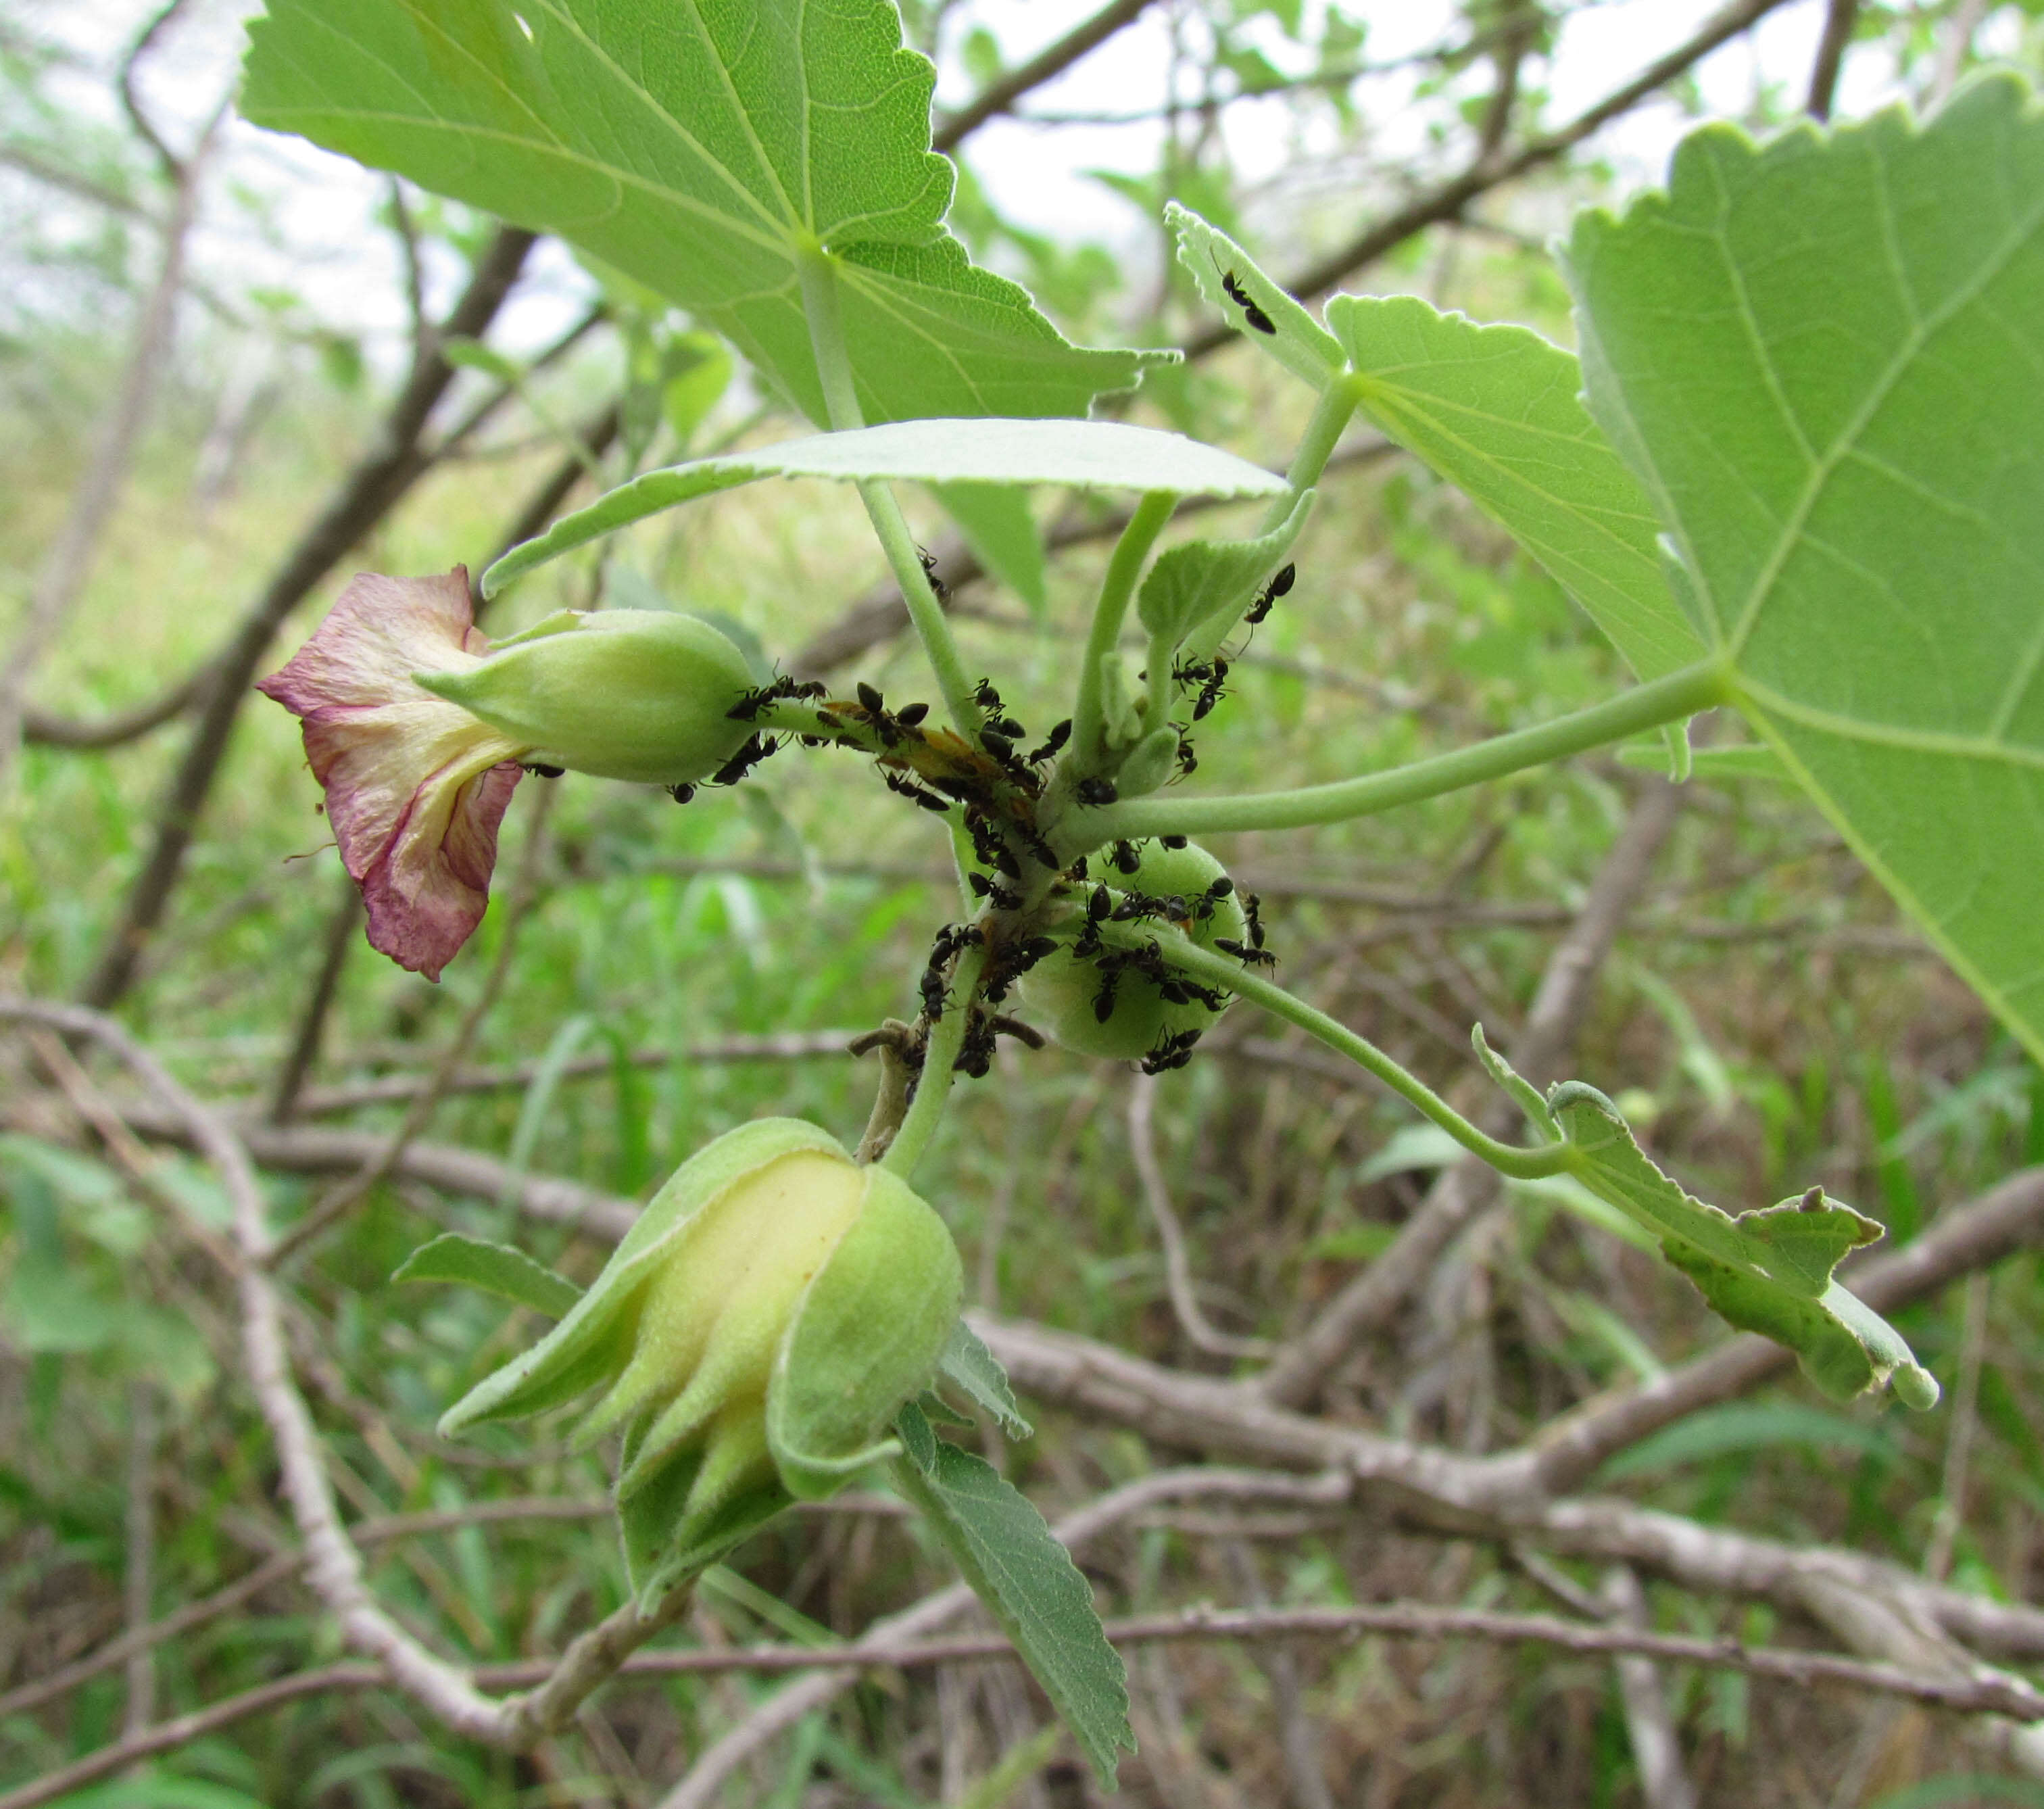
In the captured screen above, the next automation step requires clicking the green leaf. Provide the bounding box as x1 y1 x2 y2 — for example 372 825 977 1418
1167 201 1345 389
241 0 1156 429
1544 1082 1938 1409
393 1232 583 1319
938 1319 1032 1438
1565 78 2044 1060
1597 1401 1897 1482
894 1402 1133 1787
1323 293 1705 683
484 419 1286 594
1136 490 1314 646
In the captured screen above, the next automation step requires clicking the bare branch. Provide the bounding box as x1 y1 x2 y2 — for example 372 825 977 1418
1129 1071 1272 1359
1805 0 1860 121
933 0 1156 153
118 0 191 183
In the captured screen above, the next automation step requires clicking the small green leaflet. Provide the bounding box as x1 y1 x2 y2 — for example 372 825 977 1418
1167 201 1344 389
393 1232 583 1319
241 0 1157 429
484 418 1286 594
1566 77 2044 1061
938 1319 1032 1438
1138 491 1314 647
1323 294 1703 684
894 1402 1133 1785
1542 1084 1937 1409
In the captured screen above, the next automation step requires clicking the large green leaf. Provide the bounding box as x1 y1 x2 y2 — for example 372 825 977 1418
1323 294 1704 683
1566 77 2044 1055
894 1402 1132 1787
484 418 1286 592
241 0 1154 426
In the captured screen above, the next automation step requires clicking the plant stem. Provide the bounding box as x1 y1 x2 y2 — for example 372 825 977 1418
1071 489 1177 767
879 942 988 1181
796 243 980 735
1102 923 1570 1181
1088 660 1732 840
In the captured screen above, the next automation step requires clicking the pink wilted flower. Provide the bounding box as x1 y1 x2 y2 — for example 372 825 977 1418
260 569 759 982
258 569 525 982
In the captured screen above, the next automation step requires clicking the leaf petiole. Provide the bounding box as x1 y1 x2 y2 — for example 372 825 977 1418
1069 490 1178 773
1085 659 1733 840
797 243 982 736
1098 920 1572 1182
879 940 989 1180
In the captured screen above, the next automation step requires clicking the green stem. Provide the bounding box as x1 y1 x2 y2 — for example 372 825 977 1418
1103 922 1570 1181
797 244 980 735
1268 373 1360 525
1087 659 1733 840
880 942 988 1180
1070 489 1177 767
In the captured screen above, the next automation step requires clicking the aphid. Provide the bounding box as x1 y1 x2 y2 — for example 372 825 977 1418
1027 719 1072 764
1209 247 1276 335
1111 840 1143 875
979 728 1016 763
521 762 564 778
1244 562 1295 628
1158 835 1187 851
1088 886 1112 923
856 681 886 715
1075 776 1118 806
917 546 949 604
667 783 696 804
986 879 1022 912
919 966 948 1021
1214 937 1277 969
968 872 993 899
894 701 930 728
1067 855 1090 881
1015 821 1061 868
813 710 844 732
953 1009 998 1078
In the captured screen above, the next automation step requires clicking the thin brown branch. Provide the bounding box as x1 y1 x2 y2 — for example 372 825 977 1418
1805 0 1861 120
1181 0 1801 364
1129 1071 1273 1359
932 0 1156 153
20 660 211 748
0 143 159 222
118 0 191 183
81 223 539 1009
267 877 364 1123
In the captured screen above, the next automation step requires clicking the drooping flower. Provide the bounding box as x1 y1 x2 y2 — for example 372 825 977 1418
439 1119 963 1599
258 569 758 980
258 570 525 982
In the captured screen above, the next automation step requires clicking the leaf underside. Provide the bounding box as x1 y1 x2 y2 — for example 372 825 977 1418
1568 76 2044 1059
241 0 1155 429
393 1232 583 1318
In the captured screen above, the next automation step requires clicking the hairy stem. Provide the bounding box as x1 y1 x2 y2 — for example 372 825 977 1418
796 244 980 734
880 943 988 1181
1098 923 1569 1180
1086 660 1731 840
1070 489 1177 769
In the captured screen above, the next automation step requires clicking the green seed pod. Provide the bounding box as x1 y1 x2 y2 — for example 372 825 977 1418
415 608 755 786
1027 840 1248 1061
440 1119 961 1599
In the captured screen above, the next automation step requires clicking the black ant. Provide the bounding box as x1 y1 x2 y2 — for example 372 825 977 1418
667 783 696 804
971 677 1005 714
1215 938 1277 969
1027 719 1072 764
917 546 949 604
1244 562 1295 629
1142 1028 1204 1074
520 762 564 777
1173 733 1198 777
1243 890 1265 950
1173 654 1231 721
953 1009 998 1078
728 673 827 722
1075 776 1118 806
1158 836 1186 852
1209 247 1276 335
1110 840 1143 875
709 734 779 786
919 966 948 1021
884 770 952 813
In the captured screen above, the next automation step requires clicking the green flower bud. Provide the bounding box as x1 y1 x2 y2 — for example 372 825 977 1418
1027 840 1248 1061
440 1119 961 1598
415 608 755 786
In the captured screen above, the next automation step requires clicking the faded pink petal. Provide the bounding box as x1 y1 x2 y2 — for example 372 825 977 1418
259 569 527 981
